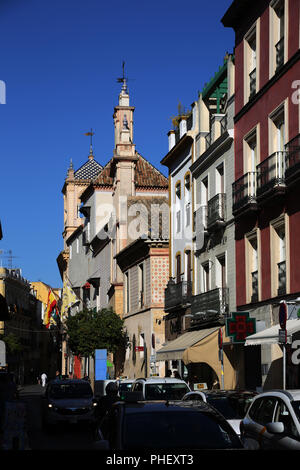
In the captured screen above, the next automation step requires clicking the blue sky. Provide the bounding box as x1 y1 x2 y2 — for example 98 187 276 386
0 0 234 288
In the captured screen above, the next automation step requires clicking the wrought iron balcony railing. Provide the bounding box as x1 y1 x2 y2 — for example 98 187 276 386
249 68 256 98
278 261 286 296
256 151 286 198
285 134 300 181
232 172 257 214
207 193 226 231
276 37 284 70
164 278 192 311
190 287 229 325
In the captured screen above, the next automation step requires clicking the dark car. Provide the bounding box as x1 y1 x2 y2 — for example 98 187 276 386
94 399 243 450
182 389 257 436
42 379 97 429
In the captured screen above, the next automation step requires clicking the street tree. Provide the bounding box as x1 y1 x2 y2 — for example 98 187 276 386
65 307 127 359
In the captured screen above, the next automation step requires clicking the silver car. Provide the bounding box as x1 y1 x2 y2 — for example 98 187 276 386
42 379 97 429
241 389 300 449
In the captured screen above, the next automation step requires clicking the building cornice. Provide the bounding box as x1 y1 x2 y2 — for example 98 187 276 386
160 134 193 168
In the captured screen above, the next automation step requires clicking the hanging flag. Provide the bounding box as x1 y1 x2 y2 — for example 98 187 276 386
61 278 78 320
43 289 58 329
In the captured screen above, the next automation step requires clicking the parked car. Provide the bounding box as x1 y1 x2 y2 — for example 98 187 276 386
131 377 190 400
240 389 300 449
42 379 97 429
182 389 257 435
94 399 243 450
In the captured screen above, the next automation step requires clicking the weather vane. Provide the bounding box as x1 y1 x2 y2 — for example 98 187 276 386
117 61 126 85
84 128 94 146
84 128 95 156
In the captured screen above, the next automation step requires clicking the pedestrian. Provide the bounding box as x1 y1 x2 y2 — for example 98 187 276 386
165 369 172 377
212 378 220 390
55 370 61 380
95 382 120 441
41 372 47 387
174 371 182 379
97 382 119 420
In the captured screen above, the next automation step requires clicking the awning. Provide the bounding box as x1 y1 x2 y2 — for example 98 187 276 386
156 327 219 361
245 319 300 346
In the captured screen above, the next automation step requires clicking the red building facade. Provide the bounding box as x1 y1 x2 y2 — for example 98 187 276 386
223 0 300 389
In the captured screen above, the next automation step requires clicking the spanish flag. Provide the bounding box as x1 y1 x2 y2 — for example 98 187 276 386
43 289 58 329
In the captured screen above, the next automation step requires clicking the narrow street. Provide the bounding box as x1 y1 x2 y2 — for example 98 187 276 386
19 385 96 450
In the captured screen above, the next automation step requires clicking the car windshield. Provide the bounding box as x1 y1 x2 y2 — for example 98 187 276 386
291 401 300 423
206 397 241 419
145 383 189 400
49 382 93 399
123 410 241 449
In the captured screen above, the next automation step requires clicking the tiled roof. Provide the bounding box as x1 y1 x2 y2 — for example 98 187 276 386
74 158 103 180
135 153 168 189
93 159 114 187
93 153 168 189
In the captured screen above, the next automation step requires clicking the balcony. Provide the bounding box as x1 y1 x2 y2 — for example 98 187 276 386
256 151 286 203
189 287 229 327
249 68 256 98
207 193 226 232
232 172 257 218
194 206 208 251
164 278 192 312
275 37 284 71
277 261 286 296
285 134 300 185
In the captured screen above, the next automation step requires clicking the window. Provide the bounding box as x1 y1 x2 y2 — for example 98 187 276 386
186 203 191 227
185 250 192 283
270 105 285 155
245 131 257 173
125 271 130 313
245 232 259 303
274 400 300 439
201 176 209 206
176 254 181 284
270 217 287 297
216 254 226 289
176 210 181 233
244 25 257 101
185 173 191 228
270 0 287 75
138 263 145 308
185 174 191 191
201 262 210 292
175 181 181 200
216 163 225 194
243 130 258 199
254 397 277 425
